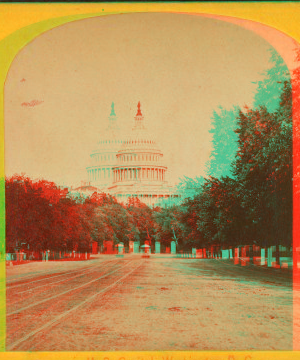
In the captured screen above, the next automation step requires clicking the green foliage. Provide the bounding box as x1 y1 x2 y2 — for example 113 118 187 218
153 205 186 248
232 81 292 247
176 176 205 200
253 48 290 113
205 107 239 179
177 49 292 250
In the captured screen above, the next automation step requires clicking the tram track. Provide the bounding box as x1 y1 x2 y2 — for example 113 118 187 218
7 259 132 317
7 258 118 293
6 262 97 284
6 259 143 350
6 259 112 288
6 259 121 309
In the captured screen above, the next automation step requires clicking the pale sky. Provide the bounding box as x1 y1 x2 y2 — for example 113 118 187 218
4 12 294 186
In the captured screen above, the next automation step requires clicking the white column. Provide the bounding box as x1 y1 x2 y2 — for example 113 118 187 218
261 248 266 265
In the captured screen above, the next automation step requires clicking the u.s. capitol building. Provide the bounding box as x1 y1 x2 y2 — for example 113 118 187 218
77 102 180 207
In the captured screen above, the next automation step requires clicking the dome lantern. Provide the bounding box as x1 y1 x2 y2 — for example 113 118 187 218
134 101 145 130
110 102 116 116
136 101 142 116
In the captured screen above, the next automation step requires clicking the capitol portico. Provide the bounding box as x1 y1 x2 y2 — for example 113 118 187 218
80 102 180 207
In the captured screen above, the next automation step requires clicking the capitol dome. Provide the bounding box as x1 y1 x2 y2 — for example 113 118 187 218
86 102 124 188
84 102 180 207
120 104 161 153
111 102 167 187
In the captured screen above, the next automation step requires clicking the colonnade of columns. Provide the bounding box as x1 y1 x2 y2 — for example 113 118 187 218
113 167 166 183
88 168 112 182
114 193 180 206
92 153 112 163
118 153 161 162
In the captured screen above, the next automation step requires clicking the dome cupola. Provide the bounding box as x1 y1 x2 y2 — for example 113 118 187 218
112 102 167 186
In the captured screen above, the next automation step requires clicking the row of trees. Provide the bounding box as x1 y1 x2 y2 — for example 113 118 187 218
169 49 293 262
5 175 166 253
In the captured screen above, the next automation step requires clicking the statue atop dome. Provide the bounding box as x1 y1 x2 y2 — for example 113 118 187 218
136 101 142 116
110 102 116 116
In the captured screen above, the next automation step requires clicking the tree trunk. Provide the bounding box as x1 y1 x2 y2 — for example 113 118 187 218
249 245 254 265
276 244 280 266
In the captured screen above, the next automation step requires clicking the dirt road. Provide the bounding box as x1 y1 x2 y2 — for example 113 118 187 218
6 255 292 350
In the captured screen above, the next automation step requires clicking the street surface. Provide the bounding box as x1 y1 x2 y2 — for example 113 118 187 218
6 255 292 350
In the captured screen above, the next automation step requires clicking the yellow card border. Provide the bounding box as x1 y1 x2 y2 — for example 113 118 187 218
1 2 300 359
